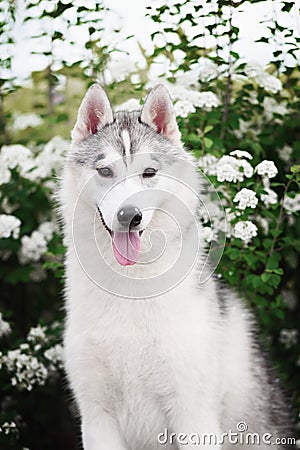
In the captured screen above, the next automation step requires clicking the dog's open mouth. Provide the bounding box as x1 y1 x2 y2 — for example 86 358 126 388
97 207 143 266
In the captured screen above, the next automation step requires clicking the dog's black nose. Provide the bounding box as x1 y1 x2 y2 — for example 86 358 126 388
117 205 142 228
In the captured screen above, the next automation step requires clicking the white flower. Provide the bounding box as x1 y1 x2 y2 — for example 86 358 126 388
176 69 200 88
0 312 11 338
233 118 260 139
105 58 137 83
19 231 48 264
0 214 21 239
193 91 220 110
198 200 223 224
248 91 259 105
198 60 219 83
245 63 282 94
216 155 253 183
233 188 258 210
256 72 282 94
27 325 47 343
244 62 264 78
256 216 269 234
0 138 66 183
229 150 252 160
167 84 220 111
11 112 43 131
233 221 258 244
283 193 300 214
279 329 298 349
0 145 32 170
277 145 292 163
263 97 288 122
282 289 297 310
0 421 18 435
174 100 196 117
25 136 68 181
1 348 48 390
0 166 11 185
38 221 58 242
115 98 141 112
255 160 278 178
202 226 215 243
44 344 64 370
167 84 191 102
20 136 68 181
260 188 278 207
20 343 29 351
43 136 69 155
198 154 218 175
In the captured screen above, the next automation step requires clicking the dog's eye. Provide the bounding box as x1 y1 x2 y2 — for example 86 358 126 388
143 168 157 178
97 167 113 178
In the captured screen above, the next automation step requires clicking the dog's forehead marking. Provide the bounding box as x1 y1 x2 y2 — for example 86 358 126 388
121 129 131 158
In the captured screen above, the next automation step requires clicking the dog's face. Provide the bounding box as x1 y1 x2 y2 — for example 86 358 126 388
70 84 197 267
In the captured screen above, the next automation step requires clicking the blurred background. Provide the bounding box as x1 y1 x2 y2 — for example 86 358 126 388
0 0 299 448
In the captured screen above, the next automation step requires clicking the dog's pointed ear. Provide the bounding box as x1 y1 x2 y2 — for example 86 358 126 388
140 84 181 146
71 84 113 143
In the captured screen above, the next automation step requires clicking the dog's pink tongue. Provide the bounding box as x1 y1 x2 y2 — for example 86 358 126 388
112 231 141 266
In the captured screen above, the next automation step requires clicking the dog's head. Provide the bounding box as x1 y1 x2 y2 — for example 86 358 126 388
69 84 199 267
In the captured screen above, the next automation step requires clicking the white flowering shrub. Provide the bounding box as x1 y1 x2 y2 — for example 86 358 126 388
146 0 300 434
0 136 68 448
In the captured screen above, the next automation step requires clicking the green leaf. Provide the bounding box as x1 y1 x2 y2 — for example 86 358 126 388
268 274 281 288
204 137 213 149
204 125 213 134
261 272 270 282
291 165 300 174
266 252 281 270
228 248 240 260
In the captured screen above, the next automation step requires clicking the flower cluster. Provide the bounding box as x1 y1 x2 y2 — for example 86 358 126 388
283 194 300 214
245 63 282 94
176 59 219 86
105 57 138 84
255 160 278 179
0 214 21 239
115 98 141 112
197 151 291 246
215 155 253 183
0 322 63 391
255 72 282 94
10 112 43 132
0 349 48 391
169 85 220 116
202 226 216 243
44 344 64 371
260 188 278 208
233 221 258 244
0 312 11 338
233 189 258 210
279 329 298 349
0 136 68 185
27 325 47 344
19 220 58 265
277 145 293 163
0 421 18 436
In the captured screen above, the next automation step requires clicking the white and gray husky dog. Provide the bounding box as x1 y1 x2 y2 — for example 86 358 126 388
60 84 291 449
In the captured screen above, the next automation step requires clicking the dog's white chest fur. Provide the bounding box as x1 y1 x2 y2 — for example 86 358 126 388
64 267 224 449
